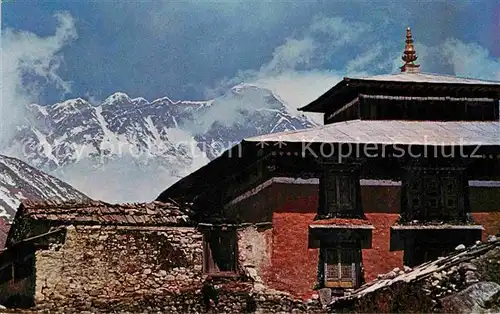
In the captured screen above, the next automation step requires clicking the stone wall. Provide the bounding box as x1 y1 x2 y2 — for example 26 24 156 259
237 225 272 284
33 225 206 311
226 180 500 301
228 182 406 298
3 223 323 313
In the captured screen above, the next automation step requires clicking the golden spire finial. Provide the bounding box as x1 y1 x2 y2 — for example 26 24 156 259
401 27 420 73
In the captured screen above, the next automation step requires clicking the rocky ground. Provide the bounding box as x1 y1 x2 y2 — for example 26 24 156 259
331 235 500 313
2 237 498 313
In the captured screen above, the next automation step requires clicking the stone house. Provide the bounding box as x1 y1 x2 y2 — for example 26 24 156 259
157 28 500 302
0 200 322 312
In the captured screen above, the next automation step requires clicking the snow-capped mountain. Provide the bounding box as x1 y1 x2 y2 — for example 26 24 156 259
0 154 90 221
7 84 315 203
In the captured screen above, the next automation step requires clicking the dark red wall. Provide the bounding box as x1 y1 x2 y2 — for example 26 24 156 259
229 180 500 300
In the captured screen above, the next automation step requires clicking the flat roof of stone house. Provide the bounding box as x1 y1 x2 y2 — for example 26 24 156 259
16 200 193 226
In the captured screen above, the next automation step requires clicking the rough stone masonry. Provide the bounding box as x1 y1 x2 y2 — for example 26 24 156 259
0 200 323 313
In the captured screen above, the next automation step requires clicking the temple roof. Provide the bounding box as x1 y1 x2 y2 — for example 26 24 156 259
17 199 193 226
246 120 500 146
355 72 500 85
300 28 500 113
300 73 500 113
158 120 500 204
158 28 500 204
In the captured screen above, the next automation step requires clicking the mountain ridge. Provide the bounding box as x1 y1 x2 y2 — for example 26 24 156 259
0 154 90 221
6 84 316 204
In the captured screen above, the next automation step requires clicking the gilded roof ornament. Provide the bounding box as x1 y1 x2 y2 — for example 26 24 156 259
401 27 420 73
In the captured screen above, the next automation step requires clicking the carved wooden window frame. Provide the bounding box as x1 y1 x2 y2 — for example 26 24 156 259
405 169 464 221
323 247 360 288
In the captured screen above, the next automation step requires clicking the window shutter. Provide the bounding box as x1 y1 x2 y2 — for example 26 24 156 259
441 176 460 219
406 169 464 221
324 171 338 214
323 171 357 215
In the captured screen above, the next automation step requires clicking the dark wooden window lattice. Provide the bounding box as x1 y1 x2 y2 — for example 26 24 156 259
406 171 464 221
323 170 358 215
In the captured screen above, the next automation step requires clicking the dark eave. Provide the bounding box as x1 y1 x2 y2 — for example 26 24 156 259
299 76 500 113
298 77 350 113
156 143 255 204
157 121 500 206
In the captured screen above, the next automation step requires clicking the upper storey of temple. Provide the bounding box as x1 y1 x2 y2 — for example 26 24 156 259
300 28 500 125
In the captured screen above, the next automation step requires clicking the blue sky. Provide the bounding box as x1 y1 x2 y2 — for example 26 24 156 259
1 0 499 201
2 0 499 107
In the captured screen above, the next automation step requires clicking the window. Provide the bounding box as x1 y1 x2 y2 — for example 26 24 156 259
323 170 358 216
323 248 360 288
203 230 238 275
424 176 441 218
405 171 464 221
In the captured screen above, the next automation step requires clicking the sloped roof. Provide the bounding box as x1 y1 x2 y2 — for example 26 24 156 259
356 72 500 85
18 199 193 226
246 120 500 146
331 237 500 306
299 72 500 113
158 120 500 203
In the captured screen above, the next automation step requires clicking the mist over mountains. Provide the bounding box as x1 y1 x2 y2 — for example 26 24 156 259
3 84 315 204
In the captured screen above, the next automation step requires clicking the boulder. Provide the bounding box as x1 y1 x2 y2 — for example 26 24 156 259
440 282 500 313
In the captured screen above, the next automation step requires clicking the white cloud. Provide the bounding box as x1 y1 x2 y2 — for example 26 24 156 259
346 44 384 73
50 127 209 203
396 39 500 81
250 70 343 124
261 38 317 75
239 17 500 126
440 38 500 81
0 12 77 147
83 92 102 106
3 10 499 206
260 16 370 75
52 157 176 203
212 16 375 124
